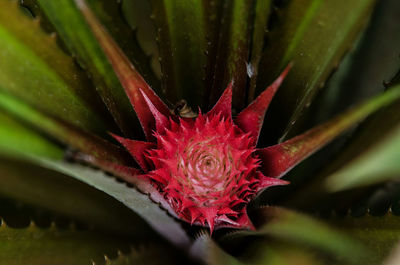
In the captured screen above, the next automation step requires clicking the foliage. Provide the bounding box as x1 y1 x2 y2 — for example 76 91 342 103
0 0 399 264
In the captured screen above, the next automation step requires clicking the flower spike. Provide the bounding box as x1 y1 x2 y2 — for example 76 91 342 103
75 0 170 139
256 174 290 193
207 81 233 120
140 89 170 134
236 63 292 145
110 133 154 171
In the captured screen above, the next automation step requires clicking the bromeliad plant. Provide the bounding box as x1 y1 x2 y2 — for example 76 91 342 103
1 0 400 264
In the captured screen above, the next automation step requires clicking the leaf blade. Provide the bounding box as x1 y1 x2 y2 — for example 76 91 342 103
325 123 400 192
0 111 62 159
0 219 132 265
0 1 108 134
208 0 254 111
150 0 208 107
0 157 153 237
37 0 141 137
222 206 366 263
0 91 131 165
36 159 192 250
258 0 377 143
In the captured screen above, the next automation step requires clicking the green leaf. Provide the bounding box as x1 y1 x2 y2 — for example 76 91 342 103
250 243 322 265
247 0 272 103
0 111 62 159
21 0 160 88
101 245 181 265
150 0 207 106
258 0 377 142
34 159 192 250
86 0 160 91
190 234 244 265
0 219 131 265
328 211 400 265
308 0 400 126
317 78 400 192
76 0 171 141
208 0 254 111
221 207 365 263
202 0 224 102
316 51 400 192
325 123 400 192
274 2 400 208
37 0 141 138
0 0 108 135
0 92 131 166
0 157 153 237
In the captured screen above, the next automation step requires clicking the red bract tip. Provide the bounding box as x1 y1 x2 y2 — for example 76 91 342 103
207 81 233 120
236 63 293 146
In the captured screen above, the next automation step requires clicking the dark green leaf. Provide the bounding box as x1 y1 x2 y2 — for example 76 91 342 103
121 0 161 80
250 243 322 265
35 159 191 250
0 157 153 237
308 0 400 126
208 0 254 111
276 1 400 208
247 0 272 102
86 0 160 91
0 92 131 165
0 111 62 159
222 207 365 263
0 0 108 135
37 0 142 138
319 57 400 192
258 0 377 143
328 211 400 265
101 245 181 265
150 0 207 106
190 234 244 265
325 123 400 192
0 219 131 265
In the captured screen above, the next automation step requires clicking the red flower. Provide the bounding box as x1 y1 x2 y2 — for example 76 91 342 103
111 65 291 232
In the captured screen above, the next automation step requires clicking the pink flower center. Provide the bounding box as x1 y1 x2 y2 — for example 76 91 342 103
178 138 235 199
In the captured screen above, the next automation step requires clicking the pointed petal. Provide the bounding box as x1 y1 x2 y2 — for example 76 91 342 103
203 207 218 235
207 81 233 119
165 178 181 191
190 209 202 225
218 215 239 226
236 211 255 230
218 207 238 216
256 174 289 193
140 89 169 134
181 199 196 210
258 83 400 178
236 64 292 144
75 0 170 139
110 133 154 171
